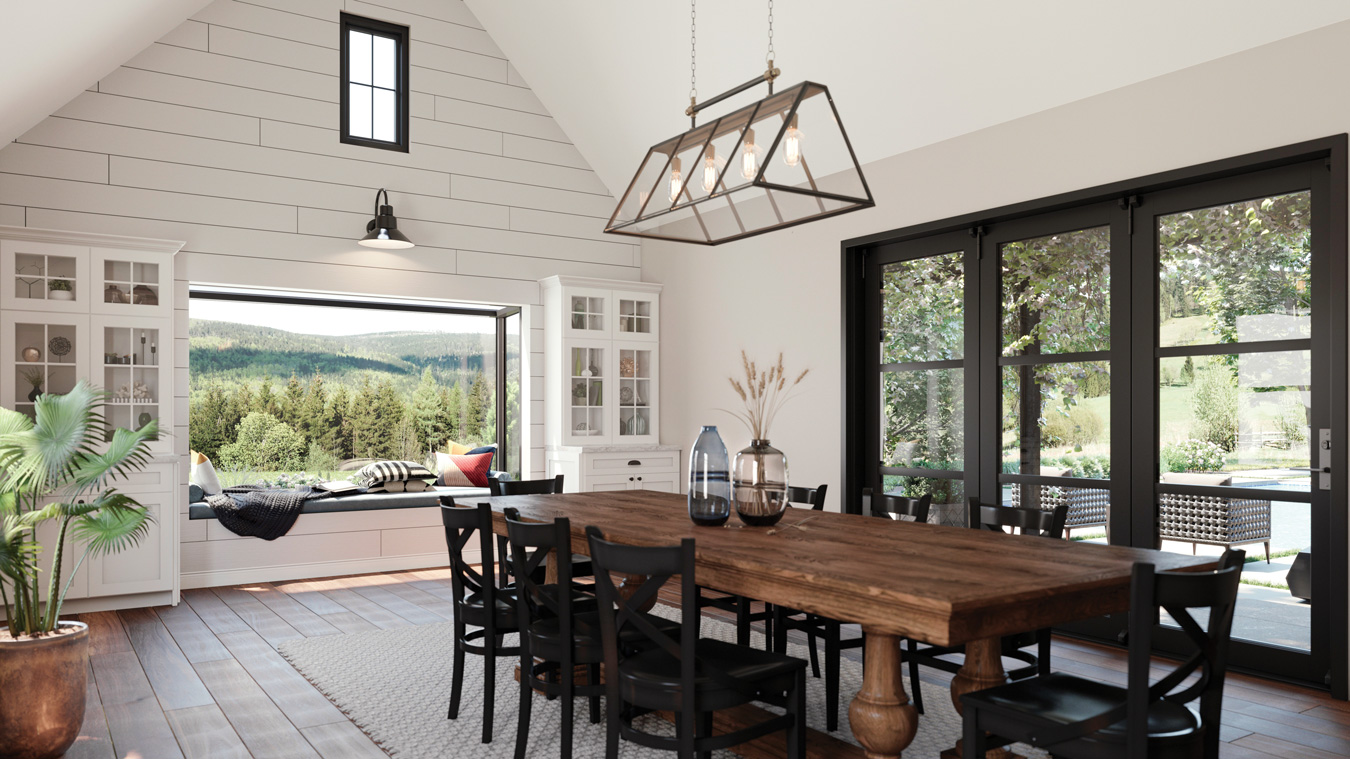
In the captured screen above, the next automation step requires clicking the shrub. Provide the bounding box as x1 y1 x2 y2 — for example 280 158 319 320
1192 366 1238 451
1276 400 1309 445
304 441 342 472
1161 439 1226 473
219 412 306 471
1042 404 1105 449
1180 356 1195 386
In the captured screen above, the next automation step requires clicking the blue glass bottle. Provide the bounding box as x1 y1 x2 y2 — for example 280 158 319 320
688 426 731 526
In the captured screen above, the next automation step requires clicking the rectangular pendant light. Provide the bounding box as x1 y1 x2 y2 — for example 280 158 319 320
605 81 874 246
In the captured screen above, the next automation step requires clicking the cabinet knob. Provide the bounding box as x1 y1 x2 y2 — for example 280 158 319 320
629 477 635 482
637 477 643 482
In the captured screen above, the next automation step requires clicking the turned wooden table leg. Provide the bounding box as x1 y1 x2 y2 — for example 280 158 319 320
848 632 918 759
940 636 1022 759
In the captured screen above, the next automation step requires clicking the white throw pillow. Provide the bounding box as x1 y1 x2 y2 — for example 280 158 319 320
190 451 222 495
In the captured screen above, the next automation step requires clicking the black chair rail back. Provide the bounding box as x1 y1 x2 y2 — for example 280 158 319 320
786 484 827 510
503 507 577 628
869 491 932 523
439 498 497 626
490 474 565 496
968 497 1069 539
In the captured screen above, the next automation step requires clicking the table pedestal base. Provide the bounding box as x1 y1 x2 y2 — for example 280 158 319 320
848 632 919 759
939 636 1023 759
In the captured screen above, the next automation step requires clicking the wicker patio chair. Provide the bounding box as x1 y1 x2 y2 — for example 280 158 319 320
1158 472 1271 563
1009 467 1109 538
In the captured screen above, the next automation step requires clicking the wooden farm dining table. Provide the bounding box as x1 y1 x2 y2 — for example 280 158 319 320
477 490 1215 759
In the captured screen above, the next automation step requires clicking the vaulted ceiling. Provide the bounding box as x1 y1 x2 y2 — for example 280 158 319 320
467 0 1350 197
0 0 214 147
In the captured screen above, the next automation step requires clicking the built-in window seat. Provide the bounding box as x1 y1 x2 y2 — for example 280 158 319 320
180 486 490 590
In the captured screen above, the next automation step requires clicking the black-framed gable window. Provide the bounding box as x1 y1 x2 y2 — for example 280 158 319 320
340 13 410 152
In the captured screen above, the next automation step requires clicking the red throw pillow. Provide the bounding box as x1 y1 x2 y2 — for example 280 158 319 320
436 451 494 488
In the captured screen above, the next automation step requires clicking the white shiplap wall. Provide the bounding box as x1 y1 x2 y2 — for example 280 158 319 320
0 0 638 581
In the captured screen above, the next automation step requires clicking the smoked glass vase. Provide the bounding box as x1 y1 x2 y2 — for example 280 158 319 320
732 439 788 526
688 426 731 526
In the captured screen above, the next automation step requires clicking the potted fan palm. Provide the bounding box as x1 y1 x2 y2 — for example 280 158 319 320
0 382 158 759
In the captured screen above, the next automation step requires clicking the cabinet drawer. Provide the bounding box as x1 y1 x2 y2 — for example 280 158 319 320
585 451 679 475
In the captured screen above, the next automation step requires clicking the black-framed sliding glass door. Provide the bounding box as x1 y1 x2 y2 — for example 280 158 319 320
847 141 1346 691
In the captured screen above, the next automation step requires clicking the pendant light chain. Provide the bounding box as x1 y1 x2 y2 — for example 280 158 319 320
766 0 775 65
689 0 697 103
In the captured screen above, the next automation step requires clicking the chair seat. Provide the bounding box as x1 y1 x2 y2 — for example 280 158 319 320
618 637 806 712
969 673 1203 745
528 610 681 664
461 588 519 629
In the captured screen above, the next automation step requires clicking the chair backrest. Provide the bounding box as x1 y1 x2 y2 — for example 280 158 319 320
1123 549 1245 759
787 484 827 511
504 508 583 646
869 491 931 523
967 497 1068 539
438 498 498 614
490 474 564 497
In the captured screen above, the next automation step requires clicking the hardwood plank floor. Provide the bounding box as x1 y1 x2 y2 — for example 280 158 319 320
64 569 1347 758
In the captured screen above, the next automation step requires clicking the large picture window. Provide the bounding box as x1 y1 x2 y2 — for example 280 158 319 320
188 290 520 485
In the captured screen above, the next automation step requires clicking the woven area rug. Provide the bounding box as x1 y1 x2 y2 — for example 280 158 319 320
279 606 1047 758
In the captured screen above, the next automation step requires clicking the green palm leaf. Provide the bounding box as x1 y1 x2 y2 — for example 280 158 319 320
0 383 102 495
0 506 37 582
70 500 152 558
70 421 159 494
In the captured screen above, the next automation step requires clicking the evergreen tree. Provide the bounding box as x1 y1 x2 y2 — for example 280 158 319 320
349 376 380 459
438 385 463 446
410 367 445 451
281 373 305 431
298 372 328 448
188 384 232 462
255 375 280 418
326 384 353 460
371 378 406 459
464 371 490 443
1181 356 1196 386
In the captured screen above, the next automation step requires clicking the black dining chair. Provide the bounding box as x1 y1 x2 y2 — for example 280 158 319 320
772 489 925 732
489 474 592 581
904 497 1070 714
503 509 600 759
586 525 807 759
960 549 1245 759
439 498 520 744
694 485 826 654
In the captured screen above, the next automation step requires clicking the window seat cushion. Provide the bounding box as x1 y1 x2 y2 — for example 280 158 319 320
188 485 490 520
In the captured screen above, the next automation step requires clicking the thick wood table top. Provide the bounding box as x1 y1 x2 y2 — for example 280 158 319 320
475 490 1215 646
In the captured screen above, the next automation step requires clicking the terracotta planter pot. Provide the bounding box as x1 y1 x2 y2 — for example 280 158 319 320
0 622 89 759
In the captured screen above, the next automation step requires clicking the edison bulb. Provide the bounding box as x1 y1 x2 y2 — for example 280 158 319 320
667 157 683 202
740 128 758 179
783 115 803 167
702 147 718 193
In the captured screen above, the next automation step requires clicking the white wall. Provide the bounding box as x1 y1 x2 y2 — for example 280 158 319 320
0 0 635 575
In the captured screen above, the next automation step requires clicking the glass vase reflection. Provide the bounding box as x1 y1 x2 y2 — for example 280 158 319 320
688 425 731 526
732 439 788 526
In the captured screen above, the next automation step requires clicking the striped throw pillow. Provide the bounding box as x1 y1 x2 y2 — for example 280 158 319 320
355 460 436 488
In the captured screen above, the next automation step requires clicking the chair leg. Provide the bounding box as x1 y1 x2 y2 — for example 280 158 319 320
736 595 751 647
605 680 621 759
448 623 466 719
772 605 787 654
763 603 774 651
514 656 532 759
588 663 601 724
788 668 806 759
560 661 574 759
1192 542 1197 555
1037 628 1053 677
806 625 821 679
697 710 713 759
678 707 697 759
825 620 841 733
962 704 985 759
482 636 495 743
906 638 924 716
1265 540 1271 564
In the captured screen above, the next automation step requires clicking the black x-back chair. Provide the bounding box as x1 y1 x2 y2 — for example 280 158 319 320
905 497 1069 714
586 526 807 759
439 498 520 744
772 489 927 732
961 549 1245 759
695 485 826 654
503 509 600 759
489 474 593 582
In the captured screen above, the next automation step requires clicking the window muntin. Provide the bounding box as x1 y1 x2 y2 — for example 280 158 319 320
341 14 409 152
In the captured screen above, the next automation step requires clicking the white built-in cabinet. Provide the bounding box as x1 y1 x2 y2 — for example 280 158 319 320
541 276 679 492
1 226 183 607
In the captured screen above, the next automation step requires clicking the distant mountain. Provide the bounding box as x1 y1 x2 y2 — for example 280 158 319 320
188 319 510 395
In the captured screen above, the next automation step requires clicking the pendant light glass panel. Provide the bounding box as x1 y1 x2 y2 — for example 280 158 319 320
759 84 868 201
606 82 872 245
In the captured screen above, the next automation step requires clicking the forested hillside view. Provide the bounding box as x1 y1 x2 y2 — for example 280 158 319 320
187 312 519 478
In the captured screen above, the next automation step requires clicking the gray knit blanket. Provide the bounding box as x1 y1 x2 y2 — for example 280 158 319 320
205 485 333 540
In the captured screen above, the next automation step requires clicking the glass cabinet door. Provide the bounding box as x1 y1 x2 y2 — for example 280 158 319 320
90 247 171 318
613 290 659 341
2 240 89 313
2 310 88 422
567 342 609 443
563 287 612 340
91 317 172 455
615 344 658 442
